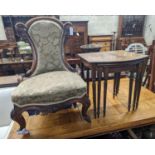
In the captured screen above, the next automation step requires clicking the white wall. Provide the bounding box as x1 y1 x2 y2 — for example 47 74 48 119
0 87 14 127
0 15 155 45
144 15 155 46
0 16 6 40
61 15 155 46
60 15 119 36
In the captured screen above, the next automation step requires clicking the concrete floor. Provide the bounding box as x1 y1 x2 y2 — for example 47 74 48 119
0 87 15 138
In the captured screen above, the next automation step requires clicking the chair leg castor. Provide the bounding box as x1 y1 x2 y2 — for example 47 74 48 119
17 128 30 135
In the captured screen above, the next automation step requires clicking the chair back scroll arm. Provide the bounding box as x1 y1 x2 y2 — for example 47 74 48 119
62 35 77 73
15 22 37 77
62 21 78 72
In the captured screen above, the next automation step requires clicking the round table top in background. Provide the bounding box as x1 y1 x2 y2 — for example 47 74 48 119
80 43 103 52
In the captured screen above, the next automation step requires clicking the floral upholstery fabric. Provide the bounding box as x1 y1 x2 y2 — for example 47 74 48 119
11 71 86 107
28 20 66 75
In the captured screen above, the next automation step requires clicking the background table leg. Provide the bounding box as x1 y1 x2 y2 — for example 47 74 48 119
113 72 121 98
97 68 101 118
116 72 121 96
86 68 90 96
81 63 84 79
103 69 108 116
113 73 117 98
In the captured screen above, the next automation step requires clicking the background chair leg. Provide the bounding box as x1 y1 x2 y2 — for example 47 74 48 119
72 102 77 108
80 95 91 123
10 107 29 135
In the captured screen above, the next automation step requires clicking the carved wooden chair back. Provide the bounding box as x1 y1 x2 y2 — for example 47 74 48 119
15 17 73 77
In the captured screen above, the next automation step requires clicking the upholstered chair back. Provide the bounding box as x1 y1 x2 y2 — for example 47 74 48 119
28 19 66 75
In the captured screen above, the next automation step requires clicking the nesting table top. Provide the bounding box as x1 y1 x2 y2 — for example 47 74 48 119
78 50 148 64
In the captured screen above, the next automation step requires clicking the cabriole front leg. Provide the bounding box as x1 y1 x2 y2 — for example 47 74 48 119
10 106 29 135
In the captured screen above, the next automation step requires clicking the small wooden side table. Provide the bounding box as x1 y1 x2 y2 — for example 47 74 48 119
78 50 148 118
80 44 103 80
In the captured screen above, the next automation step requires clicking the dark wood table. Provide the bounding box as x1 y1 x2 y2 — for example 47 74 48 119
0 59 32 76
80 44 103 81
0 40 17 60
78 50 148 118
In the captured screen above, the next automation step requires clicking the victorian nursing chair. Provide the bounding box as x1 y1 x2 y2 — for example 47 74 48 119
11 17 91 135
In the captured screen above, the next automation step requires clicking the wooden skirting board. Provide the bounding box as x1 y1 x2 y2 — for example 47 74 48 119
7 78 155 139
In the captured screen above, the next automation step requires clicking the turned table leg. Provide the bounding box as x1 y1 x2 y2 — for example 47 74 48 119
97 68 102 118
128 71 134 111
113 73 117 98
92 67 97 118
135 60 148 109
116 73 120 96
81 63 84 79
103 69 108 116
135 72 142 110
133 64 140 111
86 68 90 96
113 72 121 98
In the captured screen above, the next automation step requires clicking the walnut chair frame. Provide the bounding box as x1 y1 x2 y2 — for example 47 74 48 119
11 17 91 135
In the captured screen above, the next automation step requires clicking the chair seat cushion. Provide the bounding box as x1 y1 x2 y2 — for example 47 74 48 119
11 71 86 107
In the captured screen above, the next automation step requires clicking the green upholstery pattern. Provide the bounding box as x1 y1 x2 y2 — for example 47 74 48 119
12 71 86 107
28 20 66 76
